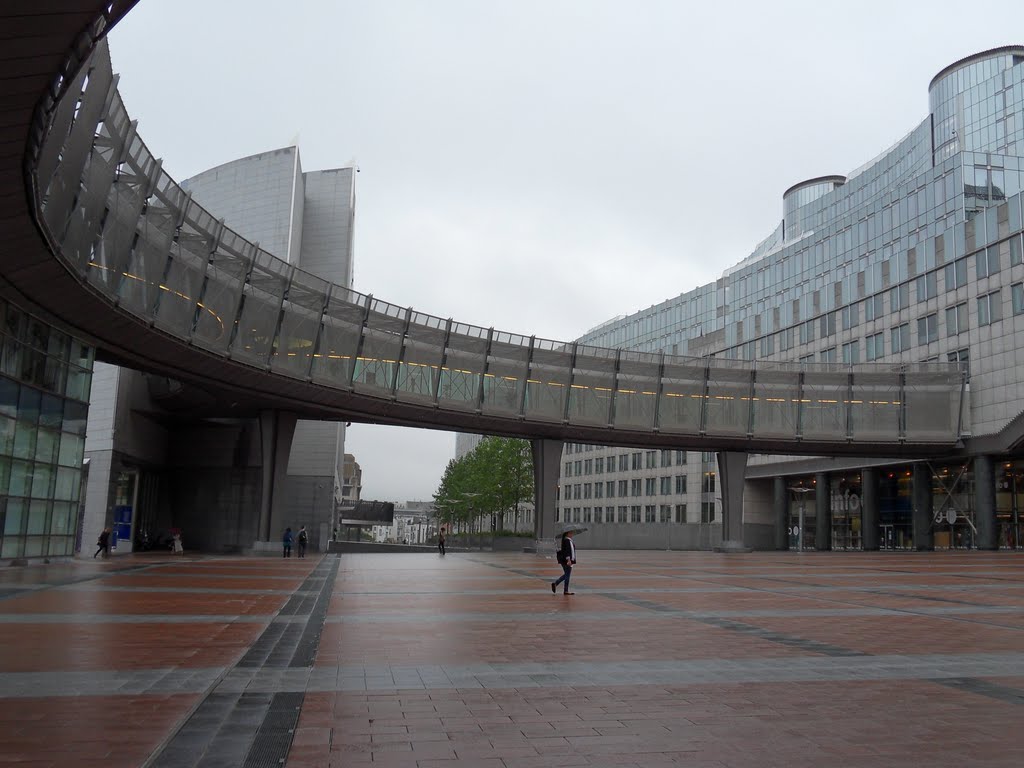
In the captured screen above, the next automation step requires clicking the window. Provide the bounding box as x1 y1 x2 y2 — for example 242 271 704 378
674 504 687 524
644 477 656 495
702 472 716 493
821 347 837 363
799 319 816 345
675 475 687 494
842 340 860 364
891 323 910 353
864 294 884 322
645 451 657 469
947 348 970 378
977 246 1001 279
1013 283 1024 315
944 258 967 290
630 479 642 497
606 480 615 498
915 272 937 301
573 484 581 500
799 353 815 364
631 452 642 470
841 303 860 331
660 504 672 523
675 450 687 465
618 454 628 471
618 479 628 497
917 313 938 344
890 283 909 312
945 302 968 336
583 507 592 523
630 506 641 523
865 332 884 361
564 462 572 477
819 312 836 337
574 460 581 475
660 476 671 495
593 506 602 521
701 501 716 523
660 449 672 467
584 459 592 475
594 482 603 499
595 457 603 474
583 483 592 499
1011 235 1022 267
645 505 656 523
978 290 1001 326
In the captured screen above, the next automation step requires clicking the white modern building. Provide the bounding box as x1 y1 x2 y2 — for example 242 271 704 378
82 146 356 553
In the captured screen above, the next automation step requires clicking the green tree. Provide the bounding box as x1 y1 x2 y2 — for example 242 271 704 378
433 437 533 536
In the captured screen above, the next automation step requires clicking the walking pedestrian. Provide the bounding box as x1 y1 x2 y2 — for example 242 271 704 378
550 530 577 595
297 526 308 558
282 527 294 558
438 526 446 556
94 527 111 559
172 529 184 555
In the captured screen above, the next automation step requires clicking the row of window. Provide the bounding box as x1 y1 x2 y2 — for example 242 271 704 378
557 502 717 525
563 448 689 477
560 473 716 501
787 284 1018 367
728 233 1024 362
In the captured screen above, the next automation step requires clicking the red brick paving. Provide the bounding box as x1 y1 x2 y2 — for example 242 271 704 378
296 550 1024 767
2 550 1024 766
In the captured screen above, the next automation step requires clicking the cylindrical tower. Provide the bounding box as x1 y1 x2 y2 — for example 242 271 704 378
782 175 846 241
929 45 1024 164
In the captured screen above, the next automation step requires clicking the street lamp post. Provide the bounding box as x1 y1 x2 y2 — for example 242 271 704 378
459 492 482 550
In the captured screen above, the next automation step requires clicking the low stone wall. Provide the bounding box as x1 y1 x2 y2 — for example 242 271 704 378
567 523 775 551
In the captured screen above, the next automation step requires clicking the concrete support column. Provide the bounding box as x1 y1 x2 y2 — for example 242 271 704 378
715 451 750 552
861 467 880 551
773 476 788 551
815 472 831 551
974 455 997 550
912 462 934 551
257 411 298 543
531 438 563 546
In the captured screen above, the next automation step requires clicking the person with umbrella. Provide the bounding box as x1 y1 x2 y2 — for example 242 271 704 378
550 524 584 595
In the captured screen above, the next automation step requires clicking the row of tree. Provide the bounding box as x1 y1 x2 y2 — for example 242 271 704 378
433 437 534 535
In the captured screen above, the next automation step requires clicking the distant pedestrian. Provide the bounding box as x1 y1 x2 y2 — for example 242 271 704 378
94 527 111 559
172 529 184 555
297 526 308 558
283 527 294 558
438 526 446 556
550 531 577 595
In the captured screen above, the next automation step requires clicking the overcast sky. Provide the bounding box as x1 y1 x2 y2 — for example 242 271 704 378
108 0 1024 502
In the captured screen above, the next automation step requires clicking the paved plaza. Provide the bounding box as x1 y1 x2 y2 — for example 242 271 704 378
0 550 1023 766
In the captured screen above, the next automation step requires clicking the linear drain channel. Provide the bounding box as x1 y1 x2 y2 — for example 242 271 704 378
145 556 339 768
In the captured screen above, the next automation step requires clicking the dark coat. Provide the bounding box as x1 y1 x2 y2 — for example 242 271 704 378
556 536 576 565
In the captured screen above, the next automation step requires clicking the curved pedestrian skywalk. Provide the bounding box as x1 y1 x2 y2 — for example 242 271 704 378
22 13 966 456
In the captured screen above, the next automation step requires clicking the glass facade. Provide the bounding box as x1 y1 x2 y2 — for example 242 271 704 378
568 47 1024 545
0 300 93 559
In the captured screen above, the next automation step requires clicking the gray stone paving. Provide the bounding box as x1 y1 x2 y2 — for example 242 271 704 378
7 652 1024 697
326 605 1024 623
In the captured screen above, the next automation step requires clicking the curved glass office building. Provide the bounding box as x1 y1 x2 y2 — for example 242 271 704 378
563 46 1024 551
